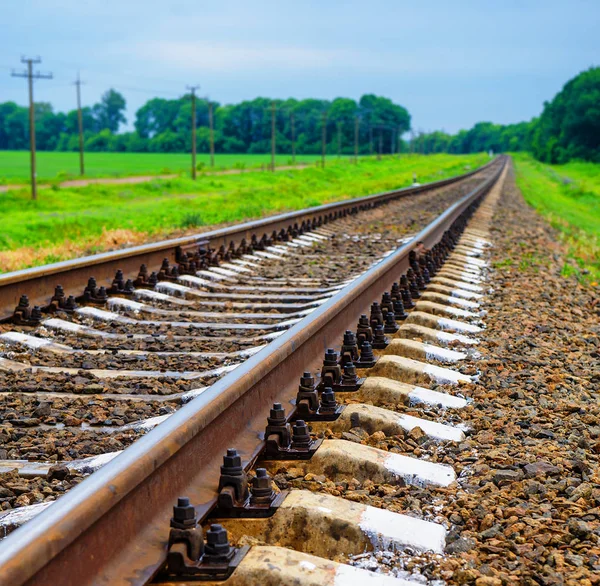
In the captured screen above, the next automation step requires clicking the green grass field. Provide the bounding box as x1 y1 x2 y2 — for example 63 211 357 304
0 151 324 184
0 154 489 271
512 153 600 283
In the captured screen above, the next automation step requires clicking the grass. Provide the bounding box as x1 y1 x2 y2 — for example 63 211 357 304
0 153 489 272
0 152 325 184
511 153 600 284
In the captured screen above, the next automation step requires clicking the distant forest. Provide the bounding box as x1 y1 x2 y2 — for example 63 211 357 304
0 67 598 163
0 94 410 156
415 67 600 164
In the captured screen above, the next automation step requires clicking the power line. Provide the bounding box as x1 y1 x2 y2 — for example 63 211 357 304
11 56 53 200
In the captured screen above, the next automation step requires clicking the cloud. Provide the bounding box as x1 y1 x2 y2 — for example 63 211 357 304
125 39 590 80
132 41 354 72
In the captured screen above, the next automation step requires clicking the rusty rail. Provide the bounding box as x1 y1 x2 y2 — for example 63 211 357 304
0 157 506 585
0 159 496 321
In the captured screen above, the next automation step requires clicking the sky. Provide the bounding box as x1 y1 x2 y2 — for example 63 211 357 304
1 0 599 134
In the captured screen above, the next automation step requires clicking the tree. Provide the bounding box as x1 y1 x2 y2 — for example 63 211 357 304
0 90 413 155
35 103 66 150
135 97 182 138
148 130 186 153
532 67 600 163
85 128 114 151
0 102 27 149
64 107 95 135
92 89 127 133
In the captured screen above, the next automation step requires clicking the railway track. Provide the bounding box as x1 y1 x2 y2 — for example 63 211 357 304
0 157 507 585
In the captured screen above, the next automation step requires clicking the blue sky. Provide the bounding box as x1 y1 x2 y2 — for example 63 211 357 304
2 0 599 134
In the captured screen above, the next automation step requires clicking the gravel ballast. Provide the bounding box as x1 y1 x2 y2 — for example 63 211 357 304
267 163 600 584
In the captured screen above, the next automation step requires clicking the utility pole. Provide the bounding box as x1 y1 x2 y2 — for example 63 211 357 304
377 129 382 161
11 57 52 200
397 126 402 158
354 117 359 164
321 112 327 168
208 101 215 168
337 122 342 158
290 112 296 164
187 85 200 179
369 126 373 157
270 101 276 172
74 72 85 176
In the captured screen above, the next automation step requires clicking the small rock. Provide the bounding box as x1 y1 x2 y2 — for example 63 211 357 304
523 480 547 495
454 568 479 584
480 513 495 531
370 431 386 441
565 552 584 567
523 460 560 478
47 464 70 481
342 430 365 443
408 426 426 442
285 467 304 479
568 519 591 539
33 402 52 418
570 482 593 501
7 484 30 495
480 524 502 539
14 494 31 507
475 578 502 586
349 427 369 440
10 418 40 427
532 429 555 439
445 536 475 554
492 469 523 486
303 473 326 483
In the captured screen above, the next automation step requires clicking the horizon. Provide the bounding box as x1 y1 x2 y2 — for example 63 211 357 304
2 0 599 135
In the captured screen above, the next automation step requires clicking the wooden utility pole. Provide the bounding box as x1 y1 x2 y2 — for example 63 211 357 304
74 73 85 175
208 101 215 167
321 112 327 168
290 112 296 164
11 57 52 200
187 85 200 179
270 101 276 172
354 117 359 164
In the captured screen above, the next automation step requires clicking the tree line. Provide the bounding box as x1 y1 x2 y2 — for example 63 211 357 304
1 66 597 163
0 92 410 155
412 67 599 163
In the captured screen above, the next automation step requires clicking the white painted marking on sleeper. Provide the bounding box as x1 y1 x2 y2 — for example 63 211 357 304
408 387 468 409
359 506 446 553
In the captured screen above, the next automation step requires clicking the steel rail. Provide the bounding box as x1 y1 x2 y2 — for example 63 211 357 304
0 159 497 321
0 156 506 586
